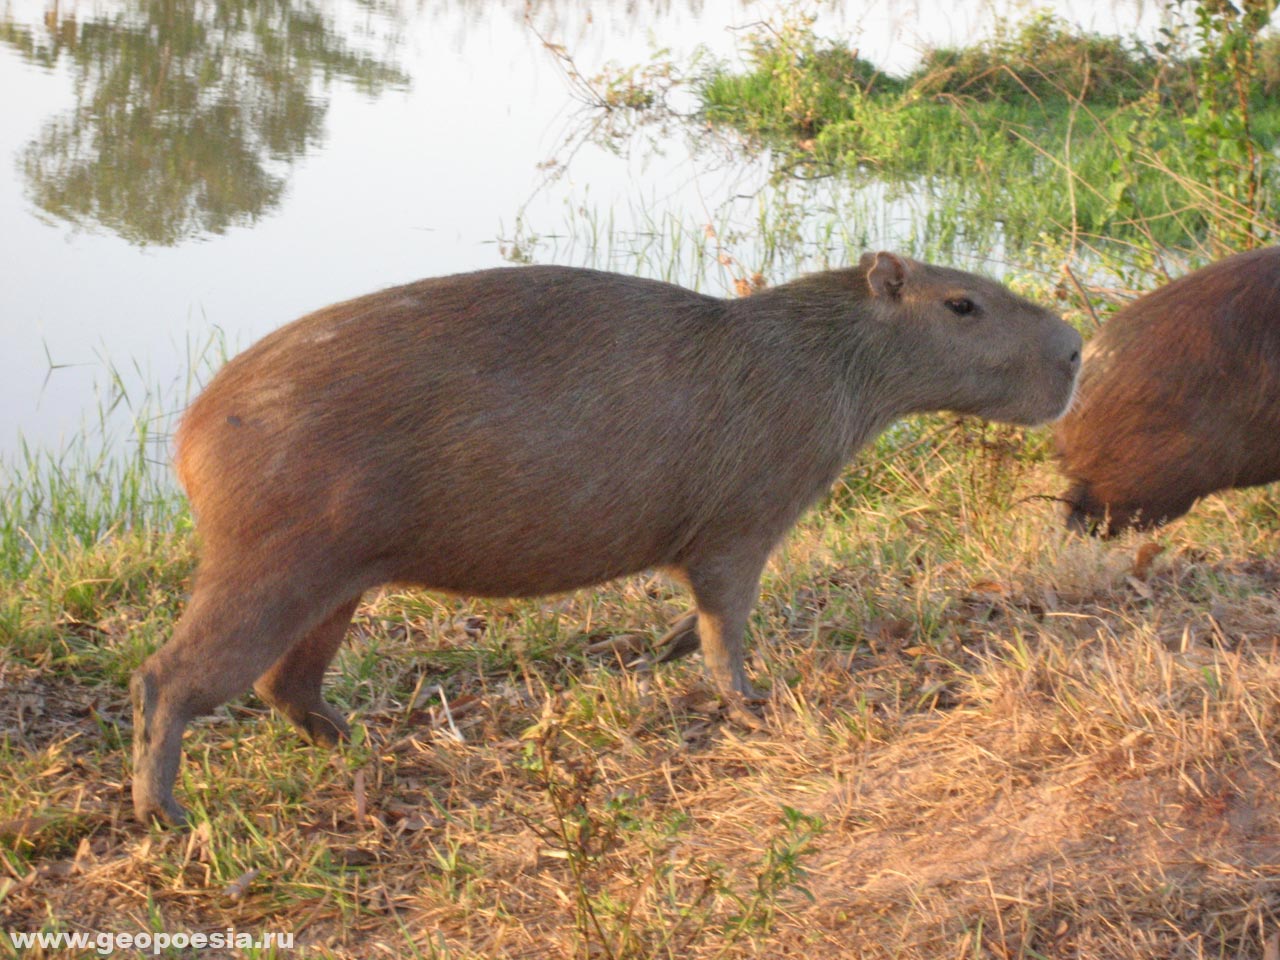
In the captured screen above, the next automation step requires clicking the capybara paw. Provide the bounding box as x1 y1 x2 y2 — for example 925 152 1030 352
724 677 765 704
653 612 701 663
707 665 763 707
301 705 351 747
723 692 766 731
133 791 189 828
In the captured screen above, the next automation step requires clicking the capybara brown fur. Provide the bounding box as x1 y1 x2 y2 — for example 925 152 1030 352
131 254 1081 824
1056 246 1280 534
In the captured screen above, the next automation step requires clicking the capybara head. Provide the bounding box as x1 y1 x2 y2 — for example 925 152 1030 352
1055 246 1280 535
845 252 1081 427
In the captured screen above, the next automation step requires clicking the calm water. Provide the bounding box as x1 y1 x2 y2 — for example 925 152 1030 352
0 0 1163 460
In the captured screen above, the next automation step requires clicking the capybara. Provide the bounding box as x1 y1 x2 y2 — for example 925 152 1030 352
1056 246 1280 534
131 254 1081 824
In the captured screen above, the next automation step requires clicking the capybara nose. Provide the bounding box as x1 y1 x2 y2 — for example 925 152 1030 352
1058 327 1082 377
1065 502 1093 535
1067 347 1081 376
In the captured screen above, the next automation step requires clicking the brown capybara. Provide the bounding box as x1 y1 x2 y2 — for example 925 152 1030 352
131 254 1081 824
1056 246 1280 534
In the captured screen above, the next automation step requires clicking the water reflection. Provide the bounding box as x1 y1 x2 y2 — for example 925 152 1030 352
1 0 408 245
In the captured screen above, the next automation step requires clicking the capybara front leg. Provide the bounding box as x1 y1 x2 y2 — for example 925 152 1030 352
253 597 360 746
683 557 767 702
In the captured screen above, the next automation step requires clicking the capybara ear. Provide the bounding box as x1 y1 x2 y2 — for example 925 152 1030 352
866 251 907 299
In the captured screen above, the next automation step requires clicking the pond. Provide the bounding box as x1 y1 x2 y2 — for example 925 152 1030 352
0 0 1164 461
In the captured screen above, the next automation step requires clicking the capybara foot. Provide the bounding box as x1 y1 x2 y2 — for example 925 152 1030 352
723 690 766 731
254 684 351 747
297 703 351 747
707 657 762 704
653 611 700 663
134 790 189 828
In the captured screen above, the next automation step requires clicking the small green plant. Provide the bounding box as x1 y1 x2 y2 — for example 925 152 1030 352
702 8 896 135
1174 0 1278 246
516 711 823 959
719 804 821 941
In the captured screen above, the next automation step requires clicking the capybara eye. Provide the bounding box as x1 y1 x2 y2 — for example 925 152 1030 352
946 297 976 316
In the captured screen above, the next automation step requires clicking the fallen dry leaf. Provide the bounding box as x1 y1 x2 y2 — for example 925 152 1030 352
1131 541 1167 579
0 816 57 841
223 868 259 901
968 580 1009 597
354 768 367 822
1126 576 1155 600
583 634 648 657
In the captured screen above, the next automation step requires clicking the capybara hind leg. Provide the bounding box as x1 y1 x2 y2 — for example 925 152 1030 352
253 597 359 746
130 670 189 826
653 611 700 663
131 586 318 826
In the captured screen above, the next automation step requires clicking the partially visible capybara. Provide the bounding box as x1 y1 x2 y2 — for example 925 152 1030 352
131 255 1081 825
1056 246 1280 534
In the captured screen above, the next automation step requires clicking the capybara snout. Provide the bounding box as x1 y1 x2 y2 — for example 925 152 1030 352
131 254 1079 825
1055 245 1280 535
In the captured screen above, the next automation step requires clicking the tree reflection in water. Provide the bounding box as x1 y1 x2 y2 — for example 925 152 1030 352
1 0 408 246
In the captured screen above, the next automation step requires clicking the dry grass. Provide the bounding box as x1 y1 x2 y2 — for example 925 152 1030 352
2 431 1279 959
